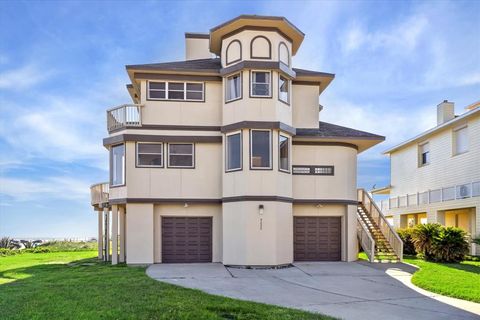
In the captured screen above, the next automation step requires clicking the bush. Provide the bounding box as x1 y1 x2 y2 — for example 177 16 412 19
431 227 469 262
0 237 14 249
0 248 20 257
473 238 480 245
40 241 97 252
412 223 442 261
397 228 416 255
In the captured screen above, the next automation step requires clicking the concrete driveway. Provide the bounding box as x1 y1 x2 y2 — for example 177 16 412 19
147 261 480 320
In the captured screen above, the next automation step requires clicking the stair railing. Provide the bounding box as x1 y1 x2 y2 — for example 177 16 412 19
356 216 375 262
358 189 403 261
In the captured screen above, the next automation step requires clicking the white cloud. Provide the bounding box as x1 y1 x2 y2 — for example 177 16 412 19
0 64 55 90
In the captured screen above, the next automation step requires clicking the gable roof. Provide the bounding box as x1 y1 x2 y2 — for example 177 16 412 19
296 121 385 140
126 58 221 73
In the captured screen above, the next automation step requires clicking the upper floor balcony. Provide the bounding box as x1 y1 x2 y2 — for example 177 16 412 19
379 180 480 212
107 104 143 133
90 182 109 208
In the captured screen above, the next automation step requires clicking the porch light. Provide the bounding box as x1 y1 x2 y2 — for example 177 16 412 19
258 204 264 215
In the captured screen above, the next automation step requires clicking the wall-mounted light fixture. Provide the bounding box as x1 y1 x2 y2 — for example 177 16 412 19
316 204 323 208
258 204 264 215
184 203 189 208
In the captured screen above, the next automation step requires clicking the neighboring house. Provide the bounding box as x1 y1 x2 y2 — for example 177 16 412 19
90 15 389 266
374 100 480 255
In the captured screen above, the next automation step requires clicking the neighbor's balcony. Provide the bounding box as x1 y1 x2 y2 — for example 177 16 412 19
107 104 143 132
90 182 109 207
379 180 480 211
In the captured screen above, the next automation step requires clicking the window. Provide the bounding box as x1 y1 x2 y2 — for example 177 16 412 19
279 135 289 172
419 142 430 166
226 132 242 171
148 81 204 101
292 165 334 175
250 130 271 169
168 143 194 168
278 75 289 104
226 73 242 102
111 144 125 186
251 71 271 97
453 126 468 155
137 143 163 167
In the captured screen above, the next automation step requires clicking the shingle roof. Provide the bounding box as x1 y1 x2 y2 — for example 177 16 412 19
293 68 334 78
296 121 384 140
126 58 222 72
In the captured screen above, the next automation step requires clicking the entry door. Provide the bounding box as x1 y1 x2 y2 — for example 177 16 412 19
294 217 341 261
161 217 212 263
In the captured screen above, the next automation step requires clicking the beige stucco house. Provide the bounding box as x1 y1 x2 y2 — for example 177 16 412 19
374 100 480 255
91 15 398 266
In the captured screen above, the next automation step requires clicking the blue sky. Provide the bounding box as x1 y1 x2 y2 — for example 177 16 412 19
0 1 479 238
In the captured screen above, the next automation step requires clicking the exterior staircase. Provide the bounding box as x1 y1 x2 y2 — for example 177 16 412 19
357 189 403 263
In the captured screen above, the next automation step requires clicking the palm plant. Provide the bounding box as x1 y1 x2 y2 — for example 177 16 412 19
412 223 442 260
431 227 469 262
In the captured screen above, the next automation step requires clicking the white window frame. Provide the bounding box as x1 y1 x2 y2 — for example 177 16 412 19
147 81 204 101
418 141 430 167
136 142 163 168
250 70 271 97
278 134 290 173
225 73 242 102
250 129 272 169
110 144 125 187
278 74 290 104
453 125 468 156
226 131 242 172
167 143 195 168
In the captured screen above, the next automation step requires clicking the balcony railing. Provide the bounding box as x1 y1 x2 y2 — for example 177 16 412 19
107 104 142 132
380 180 480 210
90 182 109 207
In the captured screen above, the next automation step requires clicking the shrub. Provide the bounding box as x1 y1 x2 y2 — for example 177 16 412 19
431 227 469 262
473 238 480 245
412 223 442 261
0 237 14 249
0 248 20 257
397 228 416 255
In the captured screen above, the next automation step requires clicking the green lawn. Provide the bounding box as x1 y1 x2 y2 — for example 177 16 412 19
358 252 480 303
404 256 480 303
0 251 334 320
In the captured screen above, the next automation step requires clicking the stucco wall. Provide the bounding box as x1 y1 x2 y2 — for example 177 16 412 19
292 84 320 129
126 203 154 264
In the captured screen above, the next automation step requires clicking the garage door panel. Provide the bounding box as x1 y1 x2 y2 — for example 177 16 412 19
294 216 341 261
161 217 212 263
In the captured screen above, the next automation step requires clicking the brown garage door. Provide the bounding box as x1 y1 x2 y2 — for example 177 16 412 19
294 217 341 261
162 217 212 263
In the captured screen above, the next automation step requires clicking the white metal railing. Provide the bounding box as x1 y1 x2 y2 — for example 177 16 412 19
357 216 375 262
359 189 403 261
380 180 480 210
90 182 109 206
107 104 142 132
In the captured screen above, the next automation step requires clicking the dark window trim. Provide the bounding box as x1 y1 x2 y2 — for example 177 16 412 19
225 72 243 104
220 60 295 78
249 70 272 98
225 131 243 173
418 141 430 167
167 143 195 169
103 134 221 147
278 134 290 173
278 41 290 67
135 72 221 82
110 143 126 188
136 142 164 168
226 39 242 65
147 80 205 102
292 165 334 176
250 35 272 59
278 74 290 106
249 129 273 170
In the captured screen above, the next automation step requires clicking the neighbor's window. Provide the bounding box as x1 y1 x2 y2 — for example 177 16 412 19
278 75 289 103
279 135 289 172
453 126 468 155
111 144 125 186
419 142 430 166
148 81 204 101
250 130 271 169
168 143 194 168
226 73 241 102
226 132 242 171
251 71 271 97
137 143 163 167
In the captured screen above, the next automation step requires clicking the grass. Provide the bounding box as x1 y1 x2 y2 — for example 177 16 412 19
0 251 334 320
358 252 480 303
404 256 480 303
39 240 97 251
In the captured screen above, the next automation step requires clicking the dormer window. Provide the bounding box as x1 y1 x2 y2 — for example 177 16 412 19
250 71 271 97
148 81 204 101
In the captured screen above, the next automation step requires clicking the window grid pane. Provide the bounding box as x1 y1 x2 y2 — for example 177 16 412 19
227 74 241 101
169 144 194 167
279 135 289 171
138 143 163 166
252 71 270 96
227 133 241 170
251 131 271 168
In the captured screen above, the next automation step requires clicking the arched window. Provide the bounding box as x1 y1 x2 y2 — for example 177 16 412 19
226 40 242 65
250 36 271 59
278 42 290 66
